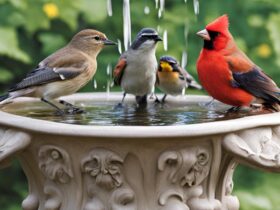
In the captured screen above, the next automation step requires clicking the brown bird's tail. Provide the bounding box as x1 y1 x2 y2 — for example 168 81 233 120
0 94 11 107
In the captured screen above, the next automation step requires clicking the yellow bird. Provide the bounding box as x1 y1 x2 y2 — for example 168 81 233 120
156 56 202 102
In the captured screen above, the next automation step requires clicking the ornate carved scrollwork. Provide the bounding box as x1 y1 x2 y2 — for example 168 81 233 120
0 128 31 166
38 145 73 184
157 146 219 210
223 127 280 172
38 145 74 210
81 148 136 210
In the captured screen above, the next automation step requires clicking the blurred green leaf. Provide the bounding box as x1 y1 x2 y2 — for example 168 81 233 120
235 191 272 210
38 33 66 55
21 0 50 33
0 68 13 83
56 0 80 30
80 0 107 23
0 27 30 63
267 13 280 67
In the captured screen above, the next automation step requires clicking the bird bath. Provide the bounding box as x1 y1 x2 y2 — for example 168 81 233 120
1 92 280 210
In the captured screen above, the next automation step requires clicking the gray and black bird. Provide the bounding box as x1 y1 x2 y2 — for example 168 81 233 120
113 28 162 105
0 29 116 114
156 56 202 102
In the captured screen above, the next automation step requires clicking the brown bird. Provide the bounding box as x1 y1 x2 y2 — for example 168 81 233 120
0 29 116 114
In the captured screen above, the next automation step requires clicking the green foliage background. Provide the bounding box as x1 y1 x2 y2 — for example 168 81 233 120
0 0 280 209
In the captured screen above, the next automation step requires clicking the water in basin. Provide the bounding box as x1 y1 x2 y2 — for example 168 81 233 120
2 98 269 126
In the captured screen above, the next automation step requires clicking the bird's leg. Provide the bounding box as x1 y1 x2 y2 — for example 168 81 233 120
59 100 85 114
154 94 161 103
115 92 127 108
161 94 167 103
226 106 241 113
121 92 127 103
41 98 65 115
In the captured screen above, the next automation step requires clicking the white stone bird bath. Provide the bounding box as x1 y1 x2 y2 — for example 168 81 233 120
1 93 280 210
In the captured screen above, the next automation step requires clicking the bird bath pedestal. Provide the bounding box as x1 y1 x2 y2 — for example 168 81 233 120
1 93 280 210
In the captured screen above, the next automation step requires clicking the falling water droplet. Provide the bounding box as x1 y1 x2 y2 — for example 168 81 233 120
193 0 199 15
123 0 132 51
181 51 188 69
158 9 162 18
106 64 112 76
184 0 187 3
160 0 165 12
144 6 150 14
157 25 161 33
106 79 110 98
155 0 159 9
184 24 189 41
107 0 113 16
117 39 122 54
163 30 168 51
182 87 186 96
93 79 97 89
157 0 165 18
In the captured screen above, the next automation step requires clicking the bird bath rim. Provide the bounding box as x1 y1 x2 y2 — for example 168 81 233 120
0 92 279 139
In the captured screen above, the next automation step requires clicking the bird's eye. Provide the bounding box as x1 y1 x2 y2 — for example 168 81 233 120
93 36 100 41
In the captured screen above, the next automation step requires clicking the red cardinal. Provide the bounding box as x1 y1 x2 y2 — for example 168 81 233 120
196 15 280 111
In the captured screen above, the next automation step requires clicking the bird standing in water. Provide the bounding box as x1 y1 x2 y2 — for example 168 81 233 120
196 15 280 111
156 56 202 102
0 29 116 114
113 28 162 105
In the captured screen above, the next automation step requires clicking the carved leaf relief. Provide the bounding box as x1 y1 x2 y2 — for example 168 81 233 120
0 128 30 165
223 127 280 170
38 145 73 183
81 148 124 190
157 146 212 210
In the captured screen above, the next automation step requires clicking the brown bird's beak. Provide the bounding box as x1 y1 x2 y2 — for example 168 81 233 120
196 29 211 41
103 39 117 46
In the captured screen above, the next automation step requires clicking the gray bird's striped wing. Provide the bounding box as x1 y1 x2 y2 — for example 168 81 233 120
9 65 83 92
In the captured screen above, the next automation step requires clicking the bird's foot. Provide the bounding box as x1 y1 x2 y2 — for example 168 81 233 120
66 107 85 115
114 102 124 109
226 106 241 113
59 100 85 114
154 98 161 104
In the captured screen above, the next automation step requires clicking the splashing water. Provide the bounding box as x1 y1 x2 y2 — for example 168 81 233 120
193 0 199 15
181 51 188 69
144 6 150 14
107 0 113 16
163 30 168 51
106 79 111 98
155 0 159 9
160 0 165 13
123 0 131 51
93 79 97 89
157 25 161 33
106 64 112 76
117 39 122 54
182 87 186 96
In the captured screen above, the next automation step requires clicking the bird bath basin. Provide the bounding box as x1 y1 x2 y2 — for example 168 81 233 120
1 92 280 210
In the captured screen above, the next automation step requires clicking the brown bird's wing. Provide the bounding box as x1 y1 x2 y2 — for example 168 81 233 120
9 51 89 92
113 57 127 86
231 66 280 104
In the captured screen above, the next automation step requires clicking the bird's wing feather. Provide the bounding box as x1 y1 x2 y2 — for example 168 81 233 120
9 63 87 92
232 66 280 104
113 57 127 86
225 50 254 73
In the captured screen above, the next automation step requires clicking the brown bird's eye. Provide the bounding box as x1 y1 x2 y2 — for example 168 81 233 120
94 36 100 41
